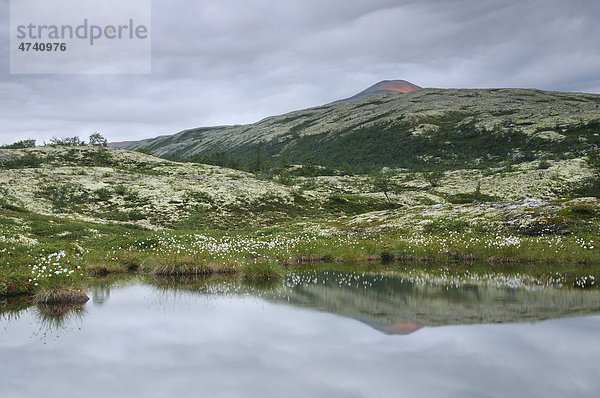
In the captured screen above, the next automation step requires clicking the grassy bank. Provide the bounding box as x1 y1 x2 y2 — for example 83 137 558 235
1 206 599 299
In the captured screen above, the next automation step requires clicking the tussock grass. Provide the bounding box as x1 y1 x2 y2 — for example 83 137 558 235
147 255 239 276
295 254 332 264
87 262 127 276
241 262 285 280
210 262 239 275
85 252 144 275
151 263 212 277
112 252 143 271
34 288 89 304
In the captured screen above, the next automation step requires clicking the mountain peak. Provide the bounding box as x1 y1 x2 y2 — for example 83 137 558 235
336 79 421 102
363 80 422 94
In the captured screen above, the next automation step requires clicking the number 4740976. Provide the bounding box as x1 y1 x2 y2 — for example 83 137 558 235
18 42 67 51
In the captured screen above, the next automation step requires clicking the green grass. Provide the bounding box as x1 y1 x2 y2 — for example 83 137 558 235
2 212 600 298
240 262 285 280
146 255 237 276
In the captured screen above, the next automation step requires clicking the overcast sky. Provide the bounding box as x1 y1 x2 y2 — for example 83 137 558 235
1 0 599 145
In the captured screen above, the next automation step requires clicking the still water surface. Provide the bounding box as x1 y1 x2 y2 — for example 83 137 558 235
1 271 600 397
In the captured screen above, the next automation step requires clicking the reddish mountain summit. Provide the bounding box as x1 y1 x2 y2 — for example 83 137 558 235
363 80 422 94
336 80 421 102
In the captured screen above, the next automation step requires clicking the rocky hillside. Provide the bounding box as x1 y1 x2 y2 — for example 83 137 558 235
0 146 317 230
127 87 600 172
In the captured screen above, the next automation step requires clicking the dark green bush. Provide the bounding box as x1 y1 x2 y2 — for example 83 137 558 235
1 153 43 169
0 139 36 149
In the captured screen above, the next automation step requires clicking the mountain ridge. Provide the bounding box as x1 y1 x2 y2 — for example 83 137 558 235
111 80 420 148
127 87 600 172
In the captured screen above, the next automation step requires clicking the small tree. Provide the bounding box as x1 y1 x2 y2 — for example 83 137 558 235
424 168 445 188
88 132 107 147
249 145 267 173
372 171 403 204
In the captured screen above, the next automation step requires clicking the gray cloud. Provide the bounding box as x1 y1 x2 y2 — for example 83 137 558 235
0 0 599 145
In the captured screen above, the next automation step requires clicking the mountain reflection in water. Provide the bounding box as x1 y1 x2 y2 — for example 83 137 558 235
3 270 600 336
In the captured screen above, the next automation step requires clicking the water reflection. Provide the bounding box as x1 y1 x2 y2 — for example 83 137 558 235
91 285 111 305
275 271 600 333
32 303 86 334
0 295 30 325
4 271 600 336
87 274 139 307
143 271 600 335
1 297 86 341
2 271 600 398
